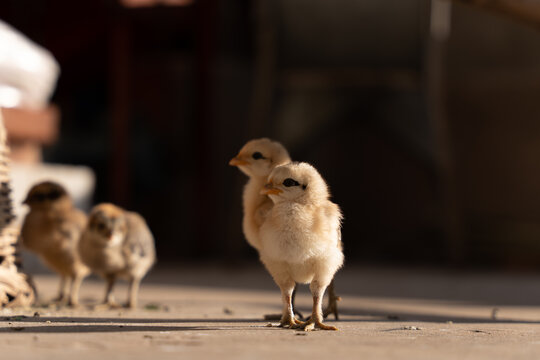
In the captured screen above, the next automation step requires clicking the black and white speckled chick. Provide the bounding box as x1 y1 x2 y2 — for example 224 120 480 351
78 203 156 308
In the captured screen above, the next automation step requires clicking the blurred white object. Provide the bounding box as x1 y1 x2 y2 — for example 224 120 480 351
0 20 60 109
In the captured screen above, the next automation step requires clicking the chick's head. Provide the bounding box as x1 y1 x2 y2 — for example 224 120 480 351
262 162 329 205
87 203 127 246
23 181 71 210
229 138 290 177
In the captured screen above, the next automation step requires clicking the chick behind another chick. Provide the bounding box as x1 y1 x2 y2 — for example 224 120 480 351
21 181 89 306
78 203 156 308
229 138 291 251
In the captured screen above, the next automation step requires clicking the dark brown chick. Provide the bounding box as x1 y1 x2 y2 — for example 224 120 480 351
21 181 89 306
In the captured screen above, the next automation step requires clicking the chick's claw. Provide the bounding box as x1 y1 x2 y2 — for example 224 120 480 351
67 301 81 309
279 316 304 328
293 319 338 332
93 301 122 310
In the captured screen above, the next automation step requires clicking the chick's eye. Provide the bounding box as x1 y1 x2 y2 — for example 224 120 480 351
283 178 300 187
252 152 264 160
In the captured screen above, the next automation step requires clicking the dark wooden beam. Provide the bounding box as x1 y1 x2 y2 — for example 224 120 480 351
109 15 131 207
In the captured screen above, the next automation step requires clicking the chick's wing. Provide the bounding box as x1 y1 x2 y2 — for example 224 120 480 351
123 212 156 266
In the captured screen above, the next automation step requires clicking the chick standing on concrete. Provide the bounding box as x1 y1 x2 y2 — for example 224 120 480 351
230 138 341 320
21 181 89 306
260 162 344 331
78 203 156 308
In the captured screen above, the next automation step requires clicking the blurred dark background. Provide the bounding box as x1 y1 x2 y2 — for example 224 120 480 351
2 0 540 269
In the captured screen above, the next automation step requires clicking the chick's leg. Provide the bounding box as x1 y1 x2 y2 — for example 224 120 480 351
126 277 140 309
102 274 118 307
322 280 341 320
68 273 85 307
295 281 338 331
277 280 303 328
264 286 303 320
54 276 69 304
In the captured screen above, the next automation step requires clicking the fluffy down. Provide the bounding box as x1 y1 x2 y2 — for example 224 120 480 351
260 162 344 331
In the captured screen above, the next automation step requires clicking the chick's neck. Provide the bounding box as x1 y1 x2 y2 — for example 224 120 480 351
244 175 269 208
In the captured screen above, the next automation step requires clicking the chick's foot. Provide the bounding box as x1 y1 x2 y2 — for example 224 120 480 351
67 300 80 308
293 318 338 331
93 301 122 310
278 315 304 328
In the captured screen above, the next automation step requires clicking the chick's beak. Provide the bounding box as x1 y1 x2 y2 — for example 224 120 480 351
261 182 283 195
229 156 249 166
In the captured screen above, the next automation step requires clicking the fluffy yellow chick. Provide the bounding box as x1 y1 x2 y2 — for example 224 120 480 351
21 181 89 306
230 139 341 320
78 203 156 308
229 138 291 251
260 162 344 331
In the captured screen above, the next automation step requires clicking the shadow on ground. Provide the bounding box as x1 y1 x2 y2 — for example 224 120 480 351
2 306 540 335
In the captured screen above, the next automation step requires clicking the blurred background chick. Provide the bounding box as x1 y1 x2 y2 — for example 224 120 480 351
78 203 156 308
21 181 89 306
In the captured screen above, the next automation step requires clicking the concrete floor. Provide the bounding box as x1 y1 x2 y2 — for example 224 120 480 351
2 265 540 359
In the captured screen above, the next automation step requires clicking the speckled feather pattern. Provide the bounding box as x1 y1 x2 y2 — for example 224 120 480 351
79 204 156 280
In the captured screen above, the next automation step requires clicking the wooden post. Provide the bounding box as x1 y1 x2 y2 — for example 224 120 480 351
109 14 131 207
427 0 465 263
194 0 218 256
249 0 277 138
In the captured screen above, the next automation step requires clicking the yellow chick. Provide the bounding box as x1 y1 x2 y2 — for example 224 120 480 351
78 203 156 308
230 139 341 320
21 181 89 306
260 162 344 331
229 138 291 251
